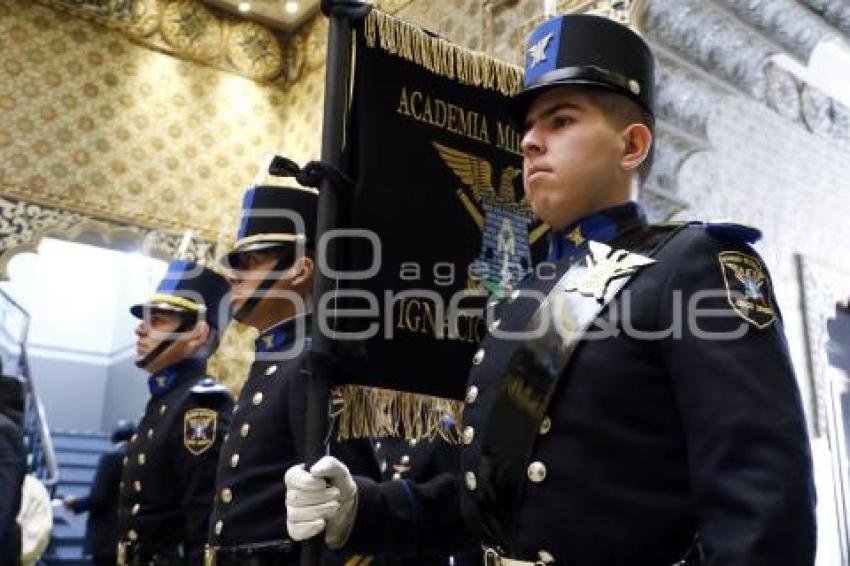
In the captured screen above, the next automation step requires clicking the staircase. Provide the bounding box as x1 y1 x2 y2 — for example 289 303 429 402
43 430 112 565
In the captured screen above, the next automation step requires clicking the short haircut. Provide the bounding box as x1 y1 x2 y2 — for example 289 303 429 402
577 86 655 184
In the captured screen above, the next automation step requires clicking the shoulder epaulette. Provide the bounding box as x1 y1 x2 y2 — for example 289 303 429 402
190 377 232 399
704 221 762 244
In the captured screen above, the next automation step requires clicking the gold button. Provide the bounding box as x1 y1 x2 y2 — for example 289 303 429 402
240 423 250 438
131 434 138 443
159 404 167 415
215 520 223 535
527 461 547 483
138 453 146 465
408 437 417 447
472 348 485 365
265 365 278 376
128 529 138 541
131 503 140 515
232 404 239 414
400 454 410 465
464 471 477 491
252 392 263 405
463 426 474 445
147 428 154 440
230 454 240 468
134 481 142 492
539 416 552 435
221 488 232 503
465 385 479 404
392 472 401 480
629 79 641 95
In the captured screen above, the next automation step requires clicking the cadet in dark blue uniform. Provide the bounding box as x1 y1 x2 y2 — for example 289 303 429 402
284 14 816 566
0 375 25 566
206 176 379 566
63 420 136 566
370 421 479 566
116 260 234 565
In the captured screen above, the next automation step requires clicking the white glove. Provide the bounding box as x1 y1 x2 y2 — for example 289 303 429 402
285 455 358 549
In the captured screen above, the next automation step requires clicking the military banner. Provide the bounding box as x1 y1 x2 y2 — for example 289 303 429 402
330 9 548 437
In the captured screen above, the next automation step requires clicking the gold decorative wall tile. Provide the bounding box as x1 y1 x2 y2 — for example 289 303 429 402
161 1 224 60
0 0 292 241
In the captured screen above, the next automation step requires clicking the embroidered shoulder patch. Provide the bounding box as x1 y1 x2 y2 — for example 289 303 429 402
183 408 217 455
717 251 776 329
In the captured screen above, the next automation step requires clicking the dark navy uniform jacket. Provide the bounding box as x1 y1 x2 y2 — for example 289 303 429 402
0 412 24 566
208 314 379 551
117 358 233 564
370 433 480 566
342 202 816 566
68 444 126 557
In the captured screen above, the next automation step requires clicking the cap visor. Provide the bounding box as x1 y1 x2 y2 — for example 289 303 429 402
507 79 639 127
220 240 293 269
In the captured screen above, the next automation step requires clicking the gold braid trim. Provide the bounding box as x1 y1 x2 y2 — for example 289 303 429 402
333 384 464 444
148 293 204 313
363 9 522 97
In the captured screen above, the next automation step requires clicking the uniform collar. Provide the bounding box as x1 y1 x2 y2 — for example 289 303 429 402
255 313 311 353
546 201 645 262
148 358 205 397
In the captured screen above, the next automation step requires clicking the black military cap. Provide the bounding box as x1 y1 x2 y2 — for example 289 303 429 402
221 184 318 269
130 260 231 332
508 14 655 126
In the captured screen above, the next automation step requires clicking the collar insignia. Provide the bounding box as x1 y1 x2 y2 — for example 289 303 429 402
566 226 585 246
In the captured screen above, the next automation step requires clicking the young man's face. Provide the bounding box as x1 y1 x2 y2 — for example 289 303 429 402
226 248 309 330
520 86 629 231
227 250 285 314
135 310 197 374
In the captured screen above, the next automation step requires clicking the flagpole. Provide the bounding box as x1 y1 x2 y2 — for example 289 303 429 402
302 1 369 565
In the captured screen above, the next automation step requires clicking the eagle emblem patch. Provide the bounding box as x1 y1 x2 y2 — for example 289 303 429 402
184 408 217 455
718 251 776 329
564 241 657 303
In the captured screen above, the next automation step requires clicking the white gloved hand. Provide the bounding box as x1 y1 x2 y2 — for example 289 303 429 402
285 455 358 549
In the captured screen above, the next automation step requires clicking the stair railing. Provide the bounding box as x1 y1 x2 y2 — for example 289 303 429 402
0 288 60 493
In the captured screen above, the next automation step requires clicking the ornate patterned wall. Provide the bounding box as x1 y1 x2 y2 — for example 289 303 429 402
0 0 290 241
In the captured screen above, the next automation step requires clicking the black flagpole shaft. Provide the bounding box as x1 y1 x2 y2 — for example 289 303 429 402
302 2 358 565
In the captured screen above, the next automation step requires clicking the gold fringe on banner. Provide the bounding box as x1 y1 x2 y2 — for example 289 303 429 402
333 384 464 444
363 9 523 97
